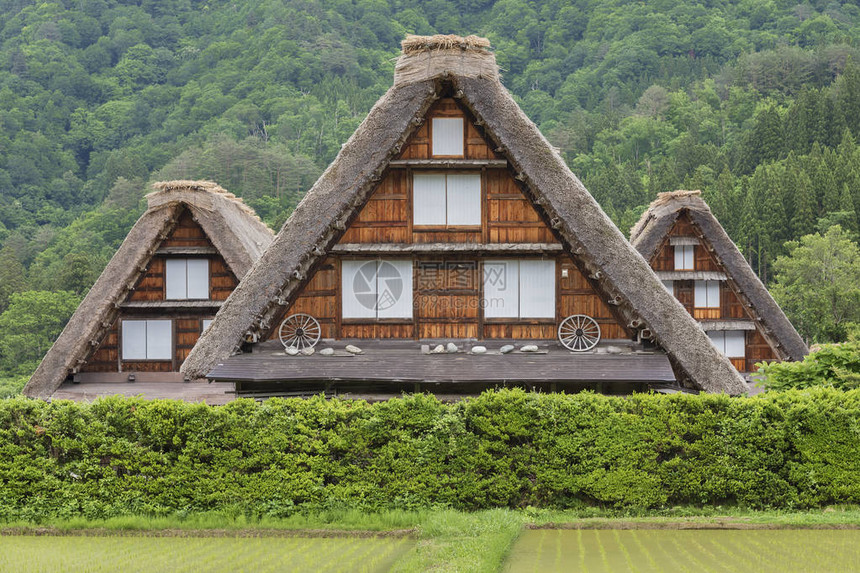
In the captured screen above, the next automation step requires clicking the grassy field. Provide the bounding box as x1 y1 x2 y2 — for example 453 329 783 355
503 529 860 573
2 508 859 572
0 535 413 573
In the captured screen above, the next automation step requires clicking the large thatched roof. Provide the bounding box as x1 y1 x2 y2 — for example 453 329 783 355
630 190 808 362
23 181 274 399
183 35 746 394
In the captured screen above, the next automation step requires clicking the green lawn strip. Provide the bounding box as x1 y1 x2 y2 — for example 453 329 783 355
0 509 426 536
391 509 524 573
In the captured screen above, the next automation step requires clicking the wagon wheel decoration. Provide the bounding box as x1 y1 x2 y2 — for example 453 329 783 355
278 313 321 350
558 314 601 352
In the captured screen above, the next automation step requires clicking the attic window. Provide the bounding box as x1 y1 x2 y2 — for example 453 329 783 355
166 258 209 299
483 259 555 319
431 117 464 156
122 320 172 360
707 330 745 358
413 172 481 226
674 245 694 270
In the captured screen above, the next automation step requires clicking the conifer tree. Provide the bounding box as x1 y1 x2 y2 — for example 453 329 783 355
791 170 817 238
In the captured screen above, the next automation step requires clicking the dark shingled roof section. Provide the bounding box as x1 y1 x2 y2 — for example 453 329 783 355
183 36 746 394
630 190 808 362
23 181 274 399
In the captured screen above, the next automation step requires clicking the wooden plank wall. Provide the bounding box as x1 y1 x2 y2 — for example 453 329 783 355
746 330 776 373
80 210 238 373
274 254 632 341
417 259 480 339
397 98 501 161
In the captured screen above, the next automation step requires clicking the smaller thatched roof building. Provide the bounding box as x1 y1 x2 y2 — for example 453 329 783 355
631 190 808 365
23 181 274 399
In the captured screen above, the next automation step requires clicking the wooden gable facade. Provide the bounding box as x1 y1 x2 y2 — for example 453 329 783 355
647 211 776 372
80 208 239 376
267 97 631 344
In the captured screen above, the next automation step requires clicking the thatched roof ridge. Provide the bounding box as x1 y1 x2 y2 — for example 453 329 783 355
630 190 808 362
401 34 492 55
23 181 273 399
183 36 745 394
148 180 273 277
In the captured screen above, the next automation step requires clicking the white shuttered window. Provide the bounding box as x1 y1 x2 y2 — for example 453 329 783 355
165 258 209 299
707 330 746 358
342 260 413 319
122 320 172 360
694 280 720 308
431 118 464 156
674 245 695 270
483 260 519 318
412 173 447 225
661 280 674 293
483 259 555 319
519 260 556 318
413 173 480 226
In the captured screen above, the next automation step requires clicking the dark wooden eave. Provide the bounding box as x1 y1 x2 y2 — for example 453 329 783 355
207 340 675 385
654 270 727 281
155 246 220 256
119 300 224 309
388 159 507 168
330 243 564 255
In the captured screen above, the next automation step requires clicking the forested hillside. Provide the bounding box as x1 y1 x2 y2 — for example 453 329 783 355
1 0 860 390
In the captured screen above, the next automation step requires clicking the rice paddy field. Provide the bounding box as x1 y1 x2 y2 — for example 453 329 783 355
503 529 860 573
0 535 413 573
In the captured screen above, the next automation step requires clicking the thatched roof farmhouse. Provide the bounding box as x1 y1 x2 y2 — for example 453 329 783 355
24 181 274 399
631 190 808 373
182 35 746 395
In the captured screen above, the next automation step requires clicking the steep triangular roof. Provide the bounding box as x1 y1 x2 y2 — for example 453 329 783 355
24 181 274 398
631 189 808 362
184 35 745 394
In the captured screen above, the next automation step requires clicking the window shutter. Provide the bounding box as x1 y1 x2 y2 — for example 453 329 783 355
446 173 481 225
724 331 746 358
122 320 147 360
376 260 413 319
483 260 519 318
674 245 694 270
694 280 707 307
165 259 187 299
186 259 209 299
146 320 172 360
342 260 378 319
707 280 720 308
413 173 447 225
431 117 464 156
519 260 555 318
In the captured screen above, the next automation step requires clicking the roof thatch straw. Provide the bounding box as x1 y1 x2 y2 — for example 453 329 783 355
401 34 492 55
183 36 746 394
23 181 274 399
631 190 808 362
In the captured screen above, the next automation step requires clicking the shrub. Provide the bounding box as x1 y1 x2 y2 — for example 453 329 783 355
0 388 858 521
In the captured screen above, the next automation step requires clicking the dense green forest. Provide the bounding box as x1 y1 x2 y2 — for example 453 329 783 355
2 0 860 390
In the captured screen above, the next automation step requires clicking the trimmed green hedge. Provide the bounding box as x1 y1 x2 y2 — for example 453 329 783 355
1 389 859 520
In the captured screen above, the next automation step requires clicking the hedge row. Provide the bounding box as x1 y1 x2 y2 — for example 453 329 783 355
1 389 859 520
